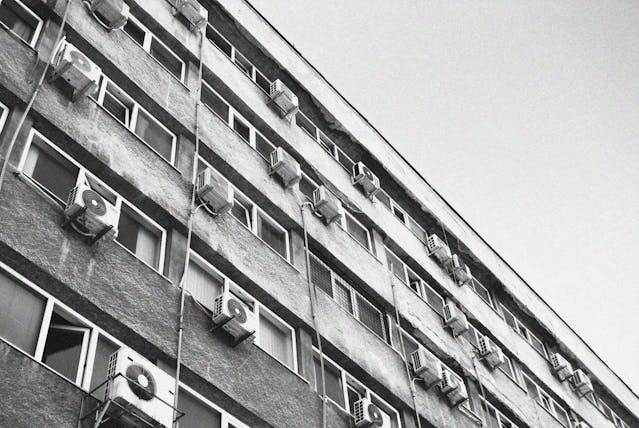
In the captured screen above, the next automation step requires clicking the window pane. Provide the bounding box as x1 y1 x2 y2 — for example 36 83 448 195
233 51 252 76
134 110 174 161
178 390 222 428
23 136 79 202
102 84 133 125
401 333 419 360
375 190 392 209
116 206 162 269
206 26 232 58
296 113 317 139
0 0 39 44
530 334 547 357
201 84 229 122
309 255 333 297
356 294 385 339
90 335 119 397
123 19 145 45
523 374 539 399
333 277 352 313
345 214 369 249
408 217 426 243
186 262 224 310
150 38 183 80
258 313 293 368
298 176 316 200
386 251 406 283
336 149 354 171
255 133 275 160
42 313 88 383
231 198 250 227
0 270 46 355
424 285 444 316
255 70 270 93
314 358 344 406
232 116 250 142
256 214 287 258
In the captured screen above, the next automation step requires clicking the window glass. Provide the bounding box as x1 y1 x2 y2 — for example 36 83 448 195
472 280 493 305
0 270 46 355
522 374 539 400
202 84 229 121
233 51 252 76
318 133 336 155
298 175 317 200
308 255 333 297
178 389 222 428
255 133 275 160
296 113 317 138
400 332 419 360
134 109 174 162
501 305 518 330
103 83 133 125
408 217 426 242
232 115 250 143
375 190 392 209
90 335 119 397
256 213 287 258
206 26 232 58
552 402 570 427
149 38 183 80
529 333 547 357
346 385 363 414
42 311 89 383
336 149 355 171
231 195 251 227
186 261 224 310
116 205 162 270
356 294 384 339
386 251 406 282
254 70 271 93
258 312 293 369
344 214 370 249
423 285 444 316
0 0 40 45
22 134 79 202
123 19 145 45
314 357 344 406
332 277 352 313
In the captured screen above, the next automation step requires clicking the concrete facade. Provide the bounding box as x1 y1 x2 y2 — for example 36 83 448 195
0 0 636 427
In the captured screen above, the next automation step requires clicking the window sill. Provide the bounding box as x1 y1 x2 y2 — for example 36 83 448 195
252 343 309 386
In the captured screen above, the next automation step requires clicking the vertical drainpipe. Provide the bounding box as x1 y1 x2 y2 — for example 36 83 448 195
173 23 205 428
388 267 423 428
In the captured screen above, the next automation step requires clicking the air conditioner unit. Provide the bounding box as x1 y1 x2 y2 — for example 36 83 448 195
443 302 468 337
411 347 443 388
312 186 344 224
212 290 256 342
172 0 208 30
352 162 380 198
426 234 453 264
478 336 505 369
51 41 101 100
196 168 234 214
105 347 175 428
572 369 593 398
65 179 119 239
440 371 468 406
88 0 129 30
448 254 472 285
269 79 298 118
270 147 301 188
550 353 574 382
353 397 387 428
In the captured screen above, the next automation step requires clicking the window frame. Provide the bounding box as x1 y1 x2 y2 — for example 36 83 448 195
179 383 250 428
18 129 167 274
123 14 185 83
0 0 43 48
0 100 8 135
499 303 548 359
338 210 372 252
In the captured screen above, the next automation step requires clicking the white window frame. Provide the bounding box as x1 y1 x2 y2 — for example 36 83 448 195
94 75 177 165
123 14 185 82
338 210 372 252
197 158 291 262
179 383 250 428
0 99 8 133
18 129 167 274
479 396 519 428
0 0 43 48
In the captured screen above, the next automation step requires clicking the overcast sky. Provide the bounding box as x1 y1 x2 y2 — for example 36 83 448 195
249 0 639 394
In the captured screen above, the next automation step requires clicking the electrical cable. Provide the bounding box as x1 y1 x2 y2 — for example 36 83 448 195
0 0 71 194
388 267 423 428
172 25 205 428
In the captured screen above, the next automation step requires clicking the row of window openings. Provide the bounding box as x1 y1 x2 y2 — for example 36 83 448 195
200 82 373 253
0 263 248 428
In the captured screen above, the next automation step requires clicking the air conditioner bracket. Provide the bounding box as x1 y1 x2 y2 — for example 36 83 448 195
231 330 255 347
62 206 87 229
87 225 113 245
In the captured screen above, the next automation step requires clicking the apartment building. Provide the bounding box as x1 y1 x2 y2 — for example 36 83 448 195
0 0 636 427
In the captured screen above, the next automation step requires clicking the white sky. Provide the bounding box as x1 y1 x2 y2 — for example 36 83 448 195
248 0 639 394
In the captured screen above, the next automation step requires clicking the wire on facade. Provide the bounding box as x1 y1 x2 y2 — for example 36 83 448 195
0 0 71 194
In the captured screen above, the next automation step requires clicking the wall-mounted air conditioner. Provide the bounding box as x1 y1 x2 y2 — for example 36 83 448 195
411 347 443 388
572 369 593 398
171 0 208 31
51 40 101 101
426 234 453 264
448 254 472 285
312 185 344 224
106 347 175 428
269 79 298 119
212 290 256 343
64 176 119 242
88 0 129 30
440 371 468 407
196 168 234 214
270 147 301 188
550 353 574 382
352 161 380 198
352 397 387 428
478 336 505 369
443 302 468 337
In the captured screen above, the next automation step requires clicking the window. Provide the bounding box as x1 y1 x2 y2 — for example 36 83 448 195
296 112 317 139
19 130 166 273
89 334 119 396
470 278 493 307
95 77 177 164
340 212 372 251
498 354 518 382
0 0 42 47
122 15 185 82
256 212 288 259
42 310 91 384
231 114 250 142
206 24 232 58
299 173 318 201
187 253 297 371
314 355 344 405
178 389 222 428
479 397 519 428
499 304 547 358
202 81 230 122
